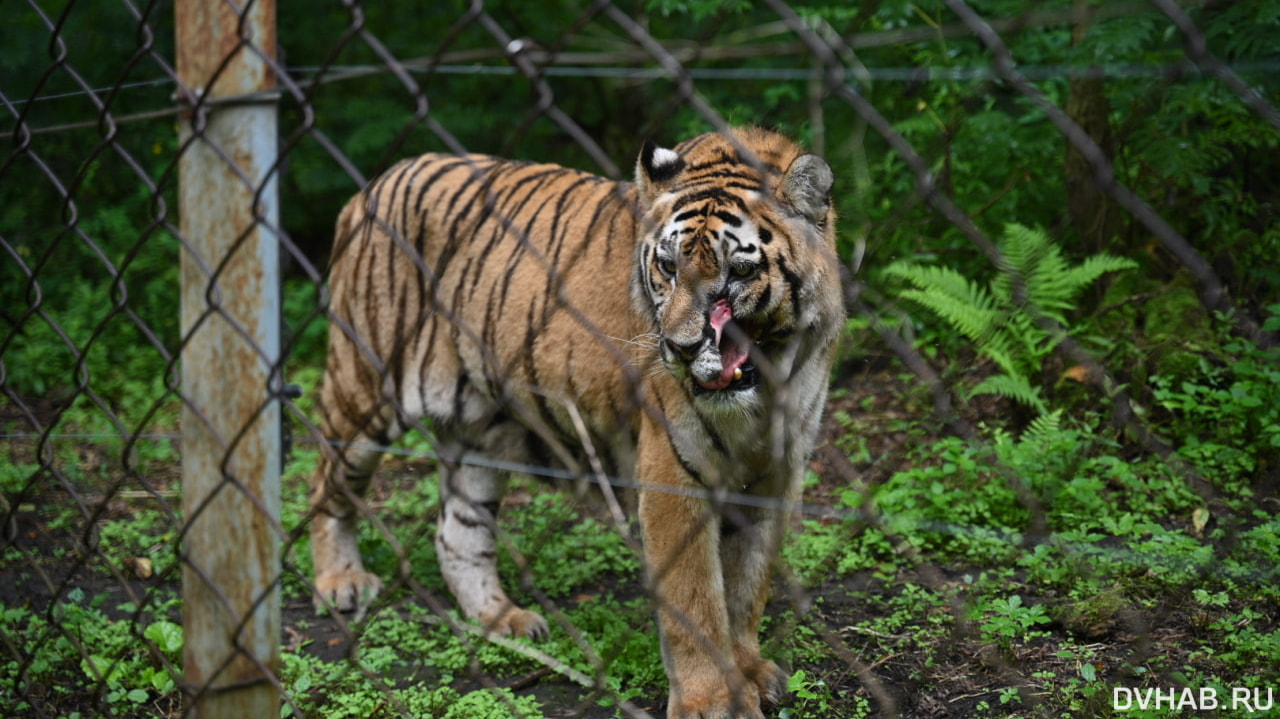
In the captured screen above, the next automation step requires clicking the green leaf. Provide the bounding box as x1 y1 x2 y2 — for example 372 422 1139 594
145 620 184 655
149 669 176 694
81 655 122 685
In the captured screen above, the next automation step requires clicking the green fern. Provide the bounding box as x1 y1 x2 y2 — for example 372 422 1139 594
1023 409 1065 443
969 374 1048 414
992 223 1137 322
886 224 1136 414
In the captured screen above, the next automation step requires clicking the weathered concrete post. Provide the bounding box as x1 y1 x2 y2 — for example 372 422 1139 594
176 1 281 716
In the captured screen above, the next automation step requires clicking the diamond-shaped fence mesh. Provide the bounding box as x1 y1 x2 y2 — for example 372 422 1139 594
2 1 1278 718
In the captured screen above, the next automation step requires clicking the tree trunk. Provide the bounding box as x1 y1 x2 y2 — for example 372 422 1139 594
1064 0 1126 255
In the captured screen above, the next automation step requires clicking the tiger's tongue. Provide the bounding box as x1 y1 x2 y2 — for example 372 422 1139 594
702 299 749 390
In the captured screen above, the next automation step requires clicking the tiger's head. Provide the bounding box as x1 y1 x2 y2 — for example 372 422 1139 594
631 128 842 413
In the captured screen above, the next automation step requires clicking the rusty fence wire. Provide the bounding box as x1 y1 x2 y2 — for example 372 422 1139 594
3 1 1279 718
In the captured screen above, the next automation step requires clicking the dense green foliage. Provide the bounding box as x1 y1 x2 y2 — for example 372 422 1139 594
4 0 1278 403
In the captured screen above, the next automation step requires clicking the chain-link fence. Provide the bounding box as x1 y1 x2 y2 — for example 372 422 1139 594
3 1 1279 717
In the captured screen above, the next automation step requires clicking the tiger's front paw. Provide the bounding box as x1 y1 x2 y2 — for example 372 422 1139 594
314 569 383 618
666 697 765 719
480 606 550 640
667 676 765 719
746 660 788 706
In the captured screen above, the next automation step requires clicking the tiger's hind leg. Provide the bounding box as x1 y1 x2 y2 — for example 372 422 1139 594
435 421 550 639
309 361 405 618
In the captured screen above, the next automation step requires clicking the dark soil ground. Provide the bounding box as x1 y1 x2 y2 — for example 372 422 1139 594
1 358 1269 718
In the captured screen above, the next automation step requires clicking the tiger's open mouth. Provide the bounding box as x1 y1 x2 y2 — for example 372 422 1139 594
692 298 763 394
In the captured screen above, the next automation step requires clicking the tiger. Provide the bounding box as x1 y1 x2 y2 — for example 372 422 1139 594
309 126 844 719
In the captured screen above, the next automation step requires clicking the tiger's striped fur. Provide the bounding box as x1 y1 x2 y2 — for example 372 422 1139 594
310 127 843 718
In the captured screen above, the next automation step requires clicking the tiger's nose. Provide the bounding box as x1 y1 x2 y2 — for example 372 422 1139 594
664 337 701 362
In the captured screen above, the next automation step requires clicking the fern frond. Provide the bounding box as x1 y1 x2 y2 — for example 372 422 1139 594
886 263 1005 345
885 262 988 308
890 258 1040 380
995 224 1137 322
992 223 1057 304
1026 250 1136 324
1001 310 1049 371
898 287 1004 343
1002 223 1055 274
978 314 1039 380
969 373 1048 414
1060 254 1140 297
1023 409 1065 443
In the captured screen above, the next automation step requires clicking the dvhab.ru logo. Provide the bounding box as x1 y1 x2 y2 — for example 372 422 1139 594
1114 687 1274 713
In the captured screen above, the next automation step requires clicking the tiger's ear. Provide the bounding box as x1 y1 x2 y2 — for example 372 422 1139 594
636 140 685 207
779 153 834 225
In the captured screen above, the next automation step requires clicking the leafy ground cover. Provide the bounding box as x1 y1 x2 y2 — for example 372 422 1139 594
3 307 1278 718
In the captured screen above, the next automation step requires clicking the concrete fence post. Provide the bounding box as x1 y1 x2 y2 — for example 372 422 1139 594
176 0 281 716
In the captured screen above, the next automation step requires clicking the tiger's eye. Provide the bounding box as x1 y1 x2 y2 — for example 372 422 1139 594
658 257 677 276
731 263 754 278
